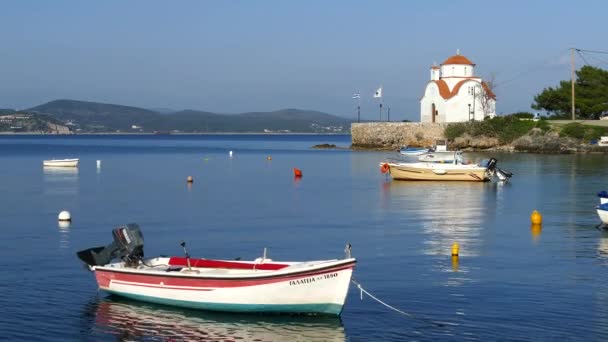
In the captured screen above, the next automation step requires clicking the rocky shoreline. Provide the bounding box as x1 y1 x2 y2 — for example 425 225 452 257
350 131 608 153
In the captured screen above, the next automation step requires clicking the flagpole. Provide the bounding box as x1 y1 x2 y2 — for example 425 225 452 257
379 102 382 121
357 97 361 123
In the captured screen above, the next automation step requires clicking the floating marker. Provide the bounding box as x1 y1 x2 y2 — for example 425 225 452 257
267 156 272 161
451 255 459 272
229 151 233 158
187 176 194 183
380 163 389 174
530 210 542 225
96 160 101 168
531 223 542 240
58 210 71 222
293 168 302 177
451 242 459 257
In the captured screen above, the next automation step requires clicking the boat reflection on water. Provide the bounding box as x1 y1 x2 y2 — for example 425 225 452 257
89 296 346 341
383 181 497 259
43 166 79 195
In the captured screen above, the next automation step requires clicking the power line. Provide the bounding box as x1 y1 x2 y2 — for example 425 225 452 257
576 48 608 55
576 50 591 66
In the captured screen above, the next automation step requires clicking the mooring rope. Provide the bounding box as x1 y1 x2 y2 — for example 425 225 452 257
351 278 413 317
351 278 447 327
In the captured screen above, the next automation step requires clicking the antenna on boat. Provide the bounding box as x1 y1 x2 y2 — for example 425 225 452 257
180 241 192 271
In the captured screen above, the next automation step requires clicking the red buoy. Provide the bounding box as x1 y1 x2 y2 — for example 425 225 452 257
380 163 390 174
293 168 302 177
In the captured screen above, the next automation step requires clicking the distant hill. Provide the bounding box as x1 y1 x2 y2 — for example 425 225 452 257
28 99 351 133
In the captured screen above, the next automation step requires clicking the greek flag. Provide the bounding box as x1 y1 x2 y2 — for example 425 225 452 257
373 87 382 98
352 92 361 99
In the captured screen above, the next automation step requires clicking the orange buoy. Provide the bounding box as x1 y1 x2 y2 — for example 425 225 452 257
293 168 302 177
187 176 194 183
380 163 390 174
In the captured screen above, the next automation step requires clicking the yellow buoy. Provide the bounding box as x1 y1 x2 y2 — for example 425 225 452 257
530 210 542 224
451 242 459 256
451 255 459 272
187 176 194 183
531 223 542 240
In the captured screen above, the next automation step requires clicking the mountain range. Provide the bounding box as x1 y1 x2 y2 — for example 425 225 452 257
26 100 351 133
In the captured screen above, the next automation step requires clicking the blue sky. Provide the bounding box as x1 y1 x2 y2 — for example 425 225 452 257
0 0 606 121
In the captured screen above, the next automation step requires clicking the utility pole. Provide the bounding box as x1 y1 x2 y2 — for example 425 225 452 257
387 107 391 122
571 48 576 120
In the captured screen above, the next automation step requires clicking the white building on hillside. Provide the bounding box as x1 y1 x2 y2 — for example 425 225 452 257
420 51 496 123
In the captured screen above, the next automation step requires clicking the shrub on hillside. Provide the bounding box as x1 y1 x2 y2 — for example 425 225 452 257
444 116 548 144
509 112 535 119
444 123 467 140
559 123 608 141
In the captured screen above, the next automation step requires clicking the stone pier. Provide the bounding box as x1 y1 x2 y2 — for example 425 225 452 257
351 122 447 149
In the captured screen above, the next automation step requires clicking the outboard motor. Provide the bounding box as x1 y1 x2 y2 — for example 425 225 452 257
484 158 513 182
77 223 144 267
486 158 498 171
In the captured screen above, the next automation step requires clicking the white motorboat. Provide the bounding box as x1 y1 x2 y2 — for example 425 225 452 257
598 191 608 205
43 158 79 167
380 157 512 182
417 150 464 163
598 203 608 224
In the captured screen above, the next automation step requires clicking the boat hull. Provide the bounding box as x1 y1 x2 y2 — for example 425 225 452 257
386 163 490 181
598 208 608 224
93 260 355 316
43 159 79 167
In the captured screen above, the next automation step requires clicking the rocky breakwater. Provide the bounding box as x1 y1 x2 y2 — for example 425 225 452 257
351 122 447 150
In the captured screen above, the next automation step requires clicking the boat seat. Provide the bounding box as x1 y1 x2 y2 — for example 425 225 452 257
168 257 289 271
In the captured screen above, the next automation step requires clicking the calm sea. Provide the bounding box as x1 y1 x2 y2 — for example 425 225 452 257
1 134 608 341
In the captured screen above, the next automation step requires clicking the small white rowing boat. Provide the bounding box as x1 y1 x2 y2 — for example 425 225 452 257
77 224 356 316
43 158 79 167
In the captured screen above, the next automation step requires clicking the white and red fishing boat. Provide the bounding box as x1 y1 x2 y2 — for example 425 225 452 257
77 224 356 316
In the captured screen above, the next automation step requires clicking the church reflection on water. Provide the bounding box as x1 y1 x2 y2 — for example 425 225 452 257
86 297 346 341
381 181 500 259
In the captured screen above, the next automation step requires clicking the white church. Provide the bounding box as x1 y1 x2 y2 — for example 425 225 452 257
420 51 496 123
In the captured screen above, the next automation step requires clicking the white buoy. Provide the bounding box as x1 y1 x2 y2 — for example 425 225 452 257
96 160 101 168
58 210 71 222
229 150 233 158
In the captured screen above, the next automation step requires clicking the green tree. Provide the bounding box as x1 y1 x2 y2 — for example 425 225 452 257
532 65 608 119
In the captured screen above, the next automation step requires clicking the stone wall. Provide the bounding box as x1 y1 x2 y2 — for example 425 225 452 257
351 122 447 149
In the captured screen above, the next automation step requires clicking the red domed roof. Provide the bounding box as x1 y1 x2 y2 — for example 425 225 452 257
442 54 475 66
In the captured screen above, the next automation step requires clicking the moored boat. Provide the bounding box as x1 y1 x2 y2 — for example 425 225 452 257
380 157 512 182
43 158 79 167
598 191 608 205
399 146 432 156
77 224 356 316
597 203 608 224
417 150 464 163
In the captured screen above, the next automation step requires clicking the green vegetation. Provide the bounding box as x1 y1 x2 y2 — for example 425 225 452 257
533 66 608 119
445 115 550 144
558 122 608 141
